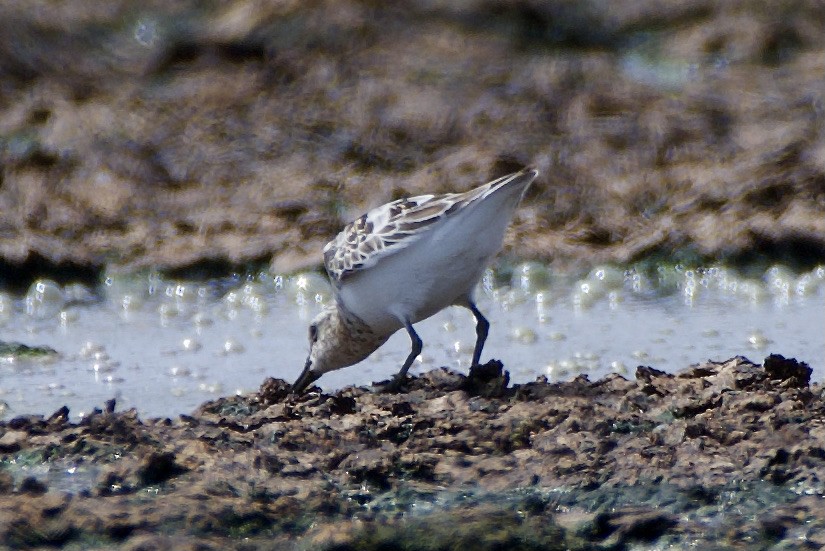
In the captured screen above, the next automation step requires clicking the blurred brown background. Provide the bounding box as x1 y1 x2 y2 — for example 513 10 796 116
1 0 823 279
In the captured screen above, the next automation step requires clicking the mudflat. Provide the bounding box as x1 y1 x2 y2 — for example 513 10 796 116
0 1 823 279
0 356 822 549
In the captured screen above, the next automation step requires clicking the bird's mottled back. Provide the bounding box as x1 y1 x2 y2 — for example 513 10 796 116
322 169 534 284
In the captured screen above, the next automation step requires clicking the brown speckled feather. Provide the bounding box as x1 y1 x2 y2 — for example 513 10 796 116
323 170 532 285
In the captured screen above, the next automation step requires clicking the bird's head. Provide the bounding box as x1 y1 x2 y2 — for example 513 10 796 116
292 307 386 393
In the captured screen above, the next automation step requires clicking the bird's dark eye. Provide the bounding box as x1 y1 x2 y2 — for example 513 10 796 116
309 323 318 343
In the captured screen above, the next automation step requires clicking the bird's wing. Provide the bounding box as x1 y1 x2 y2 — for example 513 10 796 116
322 169 537 284
323 193 458 284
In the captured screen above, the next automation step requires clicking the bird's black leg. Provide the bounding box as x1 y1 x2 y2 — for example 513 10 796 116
387 319 422 391
467 300 489 367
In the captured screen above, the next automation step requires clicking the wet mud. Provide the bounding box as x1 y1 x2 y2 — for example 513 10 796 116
0 1 824 279
2 355 824 549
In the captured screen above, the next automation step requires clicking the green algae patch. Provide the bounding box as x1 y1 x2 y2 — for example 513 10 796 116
0 341 58 362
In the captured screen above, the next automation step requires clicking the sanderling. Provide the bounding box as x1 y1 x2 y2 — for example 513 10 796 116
292 167 539 393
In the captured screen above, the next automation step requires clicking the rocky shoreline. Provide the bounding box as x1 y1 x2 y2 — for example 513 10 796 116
1 354 823 549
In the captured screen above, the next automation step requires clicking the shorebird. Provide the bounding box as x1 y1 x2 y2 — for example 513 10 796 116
292 168 539 393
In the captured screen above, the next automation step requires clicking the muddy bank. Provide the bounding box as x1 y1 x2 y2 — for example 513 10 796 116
1 1 824 280
1 355 824 549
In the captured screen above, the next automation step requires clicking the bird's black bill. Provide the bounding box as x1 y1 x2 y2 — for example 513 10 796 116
291 359 319 394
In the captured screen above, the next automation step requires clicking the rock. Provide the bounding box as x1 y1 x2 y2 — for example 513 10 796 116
339 449 396 490
46 406 70 426
460 360 510 398
19 477 48 496
759 515 788 541
636 365 670 383
0 430 27 453
40 493 70 517
322 395 357 416
96 466 131 496
258 377 291 406
764 354 812 388
390 401 415 417
137 452 188 486
403 367 464 392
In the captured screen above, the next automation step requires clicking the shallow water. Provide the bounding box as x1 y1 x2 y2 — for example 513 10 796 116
0 263 822 420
